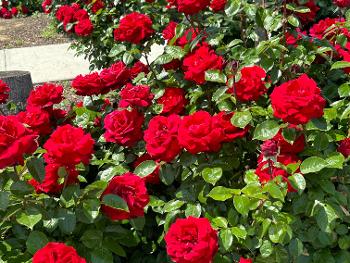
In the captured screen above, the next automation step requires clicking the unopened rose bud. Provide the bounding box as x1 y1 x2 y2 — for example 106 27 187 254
261 140 278 157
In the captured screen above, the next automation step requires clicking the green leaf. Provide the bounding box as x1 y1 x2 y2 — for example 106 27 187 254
91 247 113 263
225 0 241 17
300 156 328 174
231 226 247 239
233 195 250 215
263 182 285 201
122 52 134 65
260 240 273 257
205 70 227 83
231 111 252 128
134 160 157 178
288 238 304 257
288 173 306 191
26 231 49 254
16 211 42 230
102 194 129 212
57 208 76 234
219 229 233 251
27 157 45 183
160 164 178 186
287 15 300 27
185 203 201 217
338 83 350 97
208 186 239 201
325 153 345 169
165 45 186 60
153 54 173 65
103 237 126 257
81 229 103 248
212 217 228 228
109 44 126 57
164 200 185 212
339 236 350 250
0 191 10 211
202 167 223 185
314 202 338 233
331 61 350 70
253 120 280 141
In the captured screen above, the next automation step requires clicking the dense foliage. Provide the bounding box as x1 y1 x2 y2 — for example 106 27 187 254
2 0 350 263
0 0 42 18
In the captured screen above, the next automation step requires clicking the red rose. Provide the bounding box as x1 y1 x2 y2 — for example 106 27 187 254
272 127 305 154
178 111 225 154
44 124 94 166
1 7 11 19
210 0 226 12
100 61 130 90
212 112 248 142
56 5 75 25
41 0 52 13
167 0 211 15
270 74 326 125
17 107 52 136
239 257 253 263
287 0 319 24
119 83 154 108
334 0 350 7
114 12 154 44
157 87 187 115
11 7 18 16
0 116 38 169
165 217 218 263
163 21 177 41
144 114 182 162
73 9 89 21
21 5 29 14
255 154 300 192
75 18 93 36
29 164 79 194
183 44 224 84
72 72 106 96
163 59 182 70
1 1 8 8
338 138 350 157
261 140 278 157
0 80 10 104
91 0 104 13
285 28 306 46
104 109 144 147
27 83 63 109
129 61 149 79
101 173 149 220
32 242 86 263
133 154 160 184
309 18 347 42
228 66 267 102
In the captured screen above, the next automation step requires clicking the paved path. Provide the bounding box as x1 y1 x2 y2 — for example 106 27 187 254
0 43 91 84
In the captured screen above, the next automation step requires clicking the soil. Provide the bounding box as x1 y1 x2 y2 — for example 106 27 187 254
0 13 71 49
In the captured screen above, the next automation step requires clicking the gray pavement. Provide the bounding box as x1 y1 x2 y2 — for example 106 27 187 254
0 43 91 84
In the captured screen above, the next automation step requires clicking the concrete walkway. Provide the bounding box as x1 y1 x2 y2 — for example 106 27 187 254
0 43 91 84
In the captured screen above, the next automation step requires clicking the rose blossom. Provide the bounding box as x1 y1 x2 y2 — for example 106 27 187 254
338 138 350 157
114 12 154 44
72 72 106 96
17 107 52 136
178 111 225 154
144 114 182 162
165 217 218 263
270 74 326 125
239 258 253 263
103 109 144 147
101 173 149 220
44 124 94 166
129 61 149 79
75 18 94 36
27 83 63 109
0 80 10 104
210 0 226 12
255 154 301 192
183 44 224 84
29 164 79 194
157 87 187 115
100 61 130 90
167 0 211 15
228 65 267 102
212 112 248 142
41 0 52 13
333 0 350 7
0 116 38 169
119 83 154 108
32 242 86 263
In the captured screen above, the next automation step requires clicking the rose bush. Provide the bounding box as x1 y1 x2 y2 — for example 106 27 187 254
2 0 350 263
0 0 41 18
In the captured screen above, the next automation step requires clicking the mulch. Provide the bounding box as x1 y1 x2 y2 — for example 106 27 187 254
0 13 71 49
